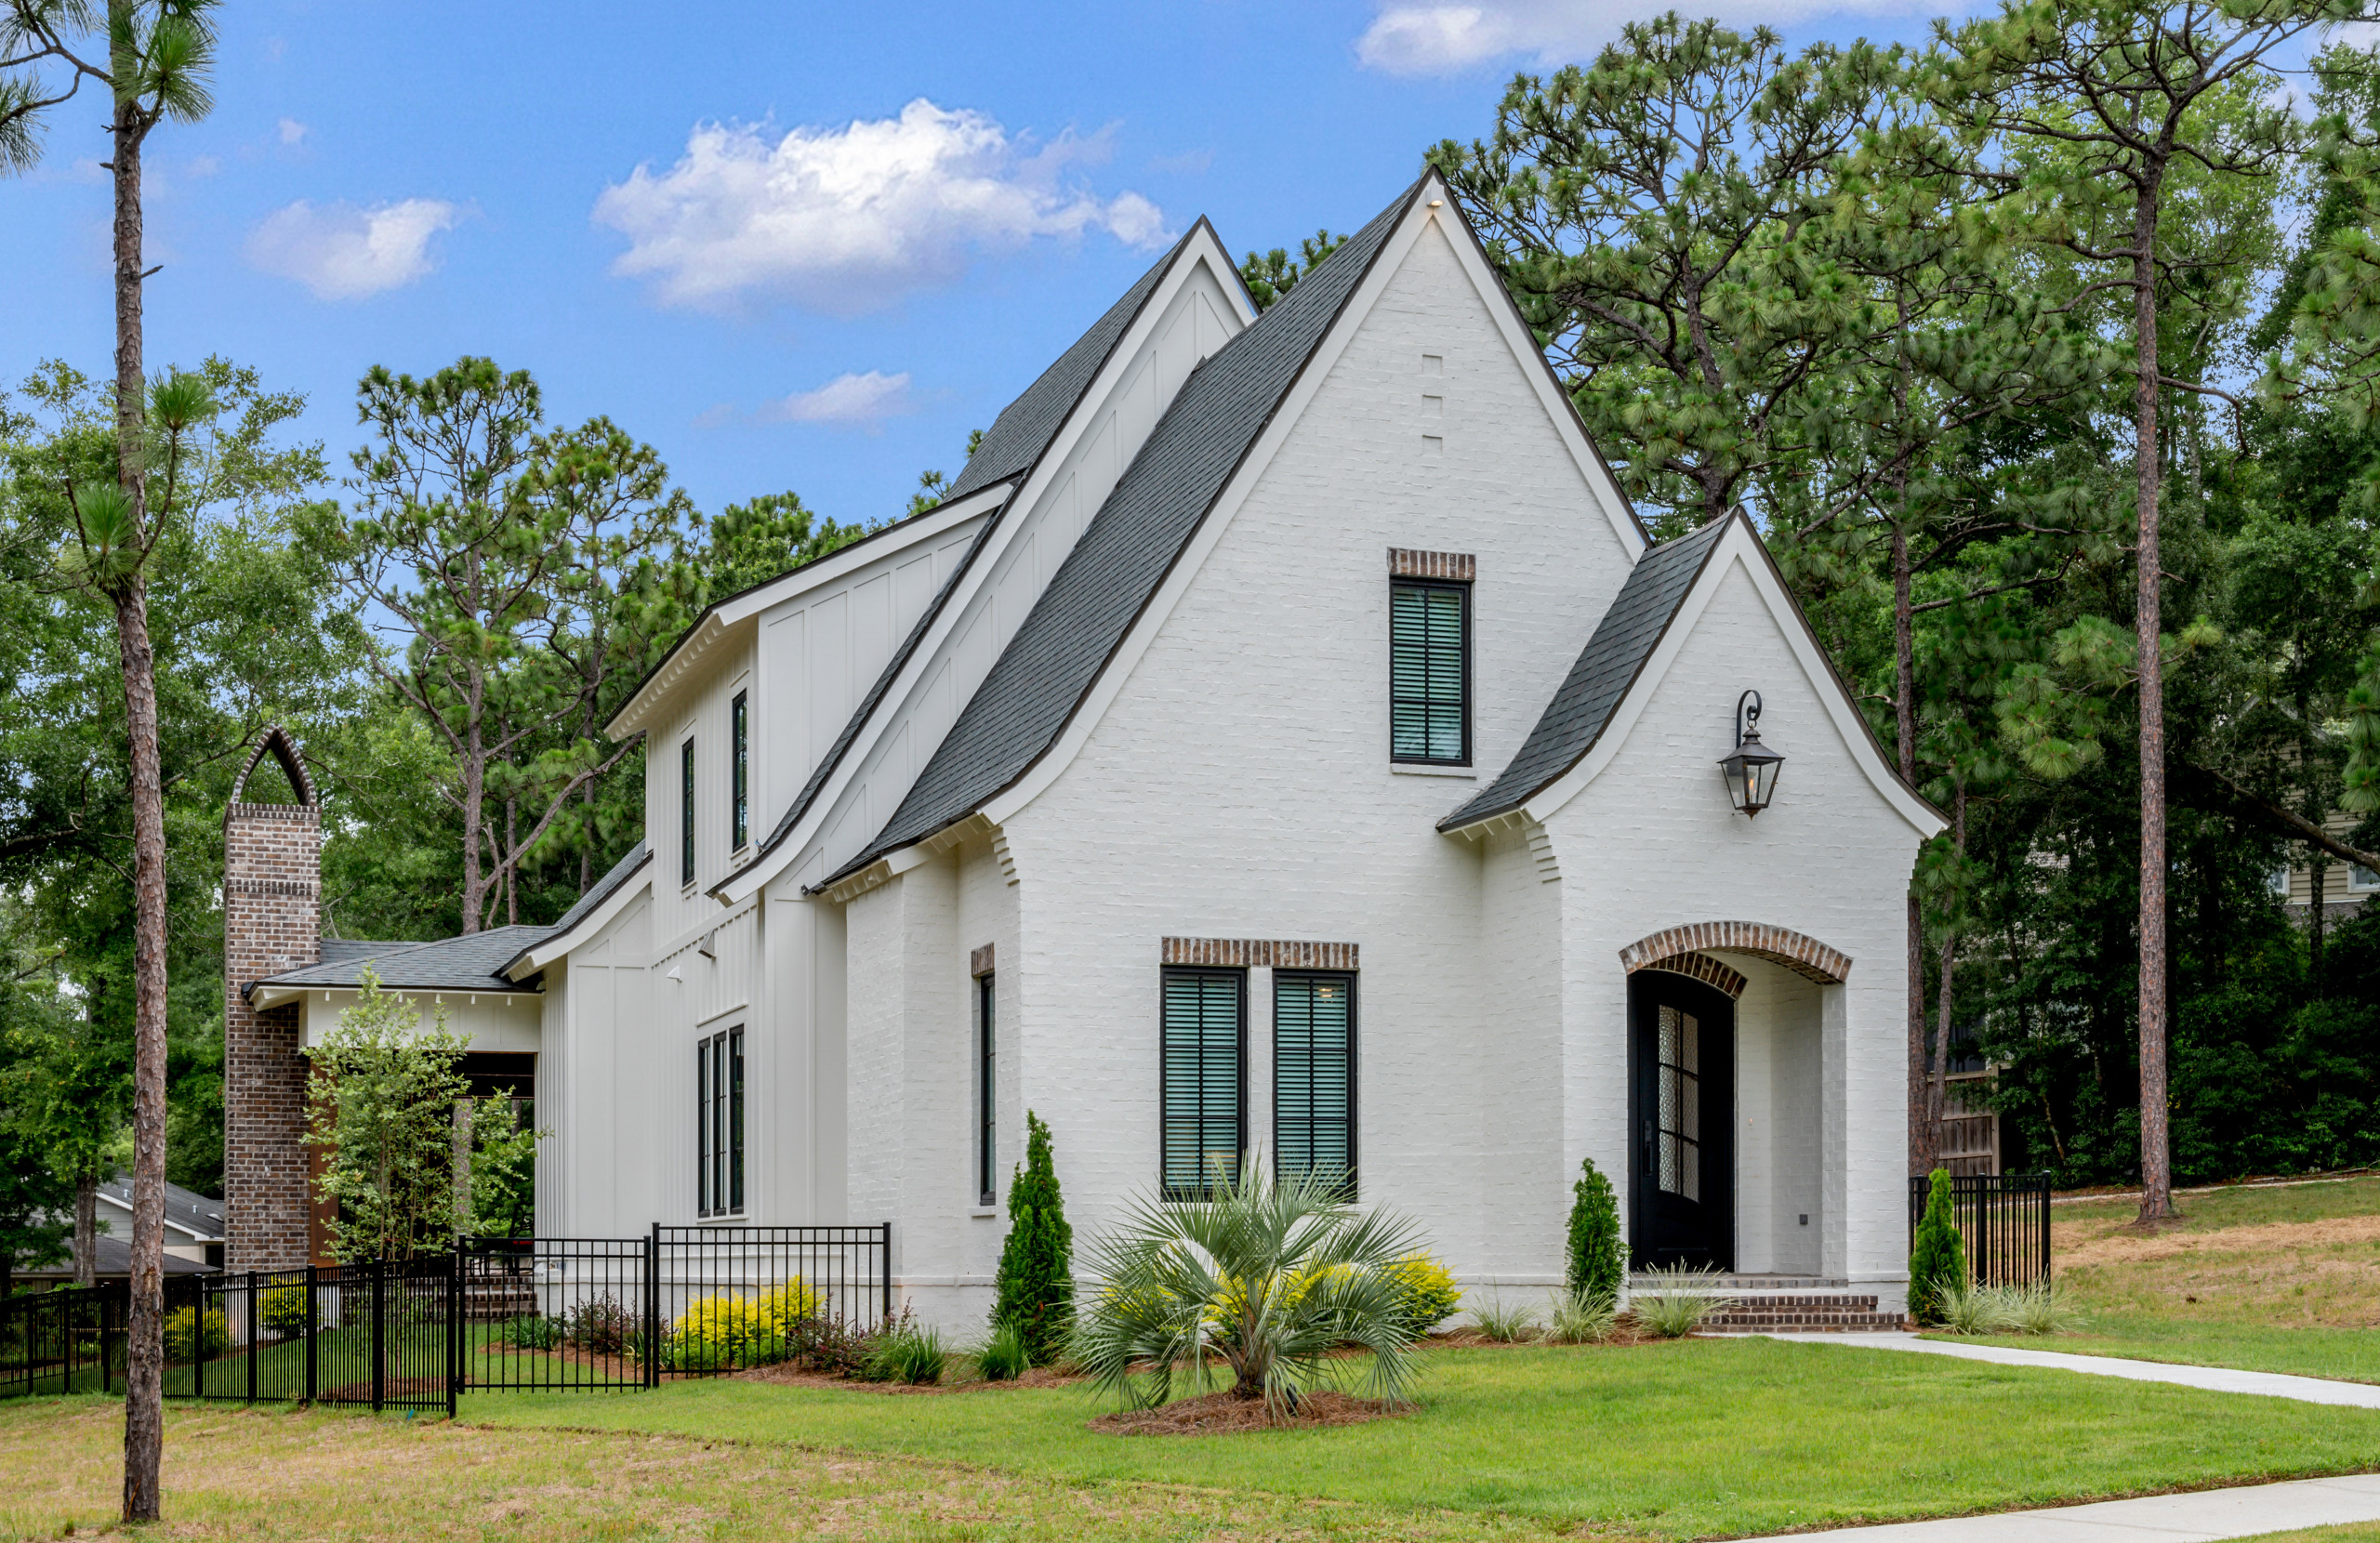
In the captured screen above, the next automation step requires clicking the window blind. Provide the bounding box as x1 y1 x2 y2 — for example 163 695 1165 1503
1275 972 1355 1198
1390 580 1468 763
1161 969 1242 1198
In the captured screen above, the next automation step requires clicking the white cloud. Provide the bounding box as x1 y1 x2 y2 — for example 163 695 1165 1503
245 198 460 299
764 370 915 427
1356 0 1976 75
593 99 1171 314
276 117 308 146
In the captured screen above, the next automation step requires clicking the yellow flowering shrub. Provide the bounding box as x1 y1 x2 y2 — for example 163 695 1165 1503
670 1277 823 1369
1386 1252 1462 1334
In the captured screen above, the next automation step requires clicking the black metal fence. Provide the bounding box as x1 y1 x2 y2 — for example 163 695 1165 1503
0 1223 896 1409
2 1284 125 1399
1910 1172 2054 1286
164 1259 462 1416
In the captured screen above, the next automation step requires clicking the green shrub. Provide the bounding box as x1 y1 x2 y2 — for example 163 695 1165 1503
258 1286 311 1339
505 1314 563 1350
972 1321 1030 1381
1545 1289 1619 1345
1471 1294 1539 1343
1565 1157 1625 1307
670 1279 821 1369
862 1322 948 1385
1385 1252 1462 1337
1631 1264 1734 1339
163 1307 229 1363
1908 1168 1967 1325
564 1294 635 1356
992 1111 1075 1365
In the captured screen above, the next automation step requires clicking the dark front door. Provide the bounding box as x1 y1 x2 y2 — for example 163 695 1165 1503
1629 970 1734 1270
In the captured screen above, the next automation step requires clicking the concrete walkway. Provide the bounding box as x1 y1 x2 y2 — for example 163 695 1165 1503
1757 1331 2380 1409
1739 1471 2380 1540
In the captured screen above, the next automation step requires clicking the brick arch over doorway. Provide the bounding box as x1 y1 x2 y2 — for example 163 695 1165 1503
1620 922 1851 987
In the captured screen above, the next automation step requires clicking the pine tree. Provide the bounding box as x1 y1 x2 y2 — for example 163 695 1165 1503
991 1110 1074 1365
1565 1156 1625 1305
1908 1167 1967 1325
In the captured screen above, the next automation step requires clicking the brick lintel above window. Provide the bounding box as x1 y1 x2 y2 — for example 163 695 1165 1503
1161 937 1358 970
1388 548 1474 582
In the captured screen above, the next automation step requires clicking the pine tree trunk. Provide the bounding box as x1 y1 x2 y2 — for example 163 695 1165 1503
2132 179 2175 1226
1894 521 1929 1177
1926 775 1967 1160
106 73 167 1523
73 1168 99 1288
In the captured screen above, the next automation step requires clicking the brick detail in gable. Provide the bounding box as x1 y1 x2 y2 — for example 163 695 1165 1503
1619 922 1851 986
1387 548 1474 582
1161 937 1358 970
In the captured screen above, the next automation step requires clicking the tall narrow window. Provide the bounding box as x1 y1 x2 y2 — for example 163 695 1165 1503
976 972 997 1206
1390 580 1469 764
730 692 749 851
1275 972 1355 1198
1160 969 1243 1198
680 738 696 887
1656 1007 1699 1201
696 1027 744 1216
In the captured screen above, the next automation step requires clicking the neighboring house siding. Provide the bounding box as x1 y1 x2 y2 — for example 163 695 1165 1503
1541 558 1916 1302
2278 811 2376 908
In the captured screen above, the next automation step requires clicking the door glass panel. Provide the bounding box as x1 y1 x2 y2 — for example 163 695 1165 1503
1657 1006 1700 1201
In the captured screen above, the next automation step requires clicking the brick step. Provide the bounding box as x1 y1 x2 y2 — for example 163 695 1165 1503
1704 1316 1908 1332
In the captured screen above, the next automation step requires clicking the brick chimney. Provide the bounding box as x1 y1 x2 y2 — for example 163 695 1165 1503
221 727 321 1272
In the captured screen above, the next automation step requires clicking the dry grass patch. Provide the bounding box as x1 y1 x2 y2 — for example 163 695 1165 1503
0 1395 1573 1543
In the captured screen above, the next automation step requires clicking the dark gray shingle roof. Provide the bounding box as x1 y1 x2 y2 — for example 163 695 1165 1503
826 180 1424 884
497 839 650 977
97 1173 222 1238
14 1233 213 1279
945 228 1201 500
252 925 549 996
1440 514 1734 831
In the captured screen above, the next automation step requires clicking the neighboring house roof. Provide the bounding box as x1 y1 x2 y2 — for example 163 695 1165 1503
1442 516 1733 831
723 228 1223 890
825 179 1421 886
249 926 549 997
95 1173 223 1242
14 1233 213 1280
945 225 1205 500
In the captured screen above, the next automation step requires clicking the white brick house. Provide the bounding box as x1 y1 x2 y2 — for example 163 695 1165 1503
230 173 1942 1320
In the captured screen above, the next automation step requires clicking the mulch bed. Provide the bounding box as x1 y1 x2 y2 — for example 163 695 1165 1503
730 1362 1088 1395
1090 1389 1403 1436
1425 1318 1670 1349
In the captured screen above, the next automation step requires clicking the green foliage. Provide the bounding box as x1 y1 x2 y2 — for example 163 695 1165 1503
1385 1251 1462 1337
162 1306 228 1364
1909 1169 1968 1325
257 1286 311 1339
692 490 866 600
1546 1288 1620 1345
1471 1295 1539 1343
1068 1161 1431 1422
1564 1156 1624 1306
1630 1264 1736 1339
669 1281 823 1369
972 1320 1030 1381
467 1092 542 1239
991 1110 1075 1365
1238 230 1345 310
861 1320 948 1385
304 969 471 1262
504 1313 563 1351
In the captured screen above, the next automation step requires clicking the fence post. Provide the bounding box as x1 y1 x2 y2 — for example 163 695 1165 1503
644 1222 661 1390
304 1264 318 1405
245 1272 259 1405
881 1222 892 1328
192 1279 205 1400
100 1286 114 1395
447 1251 461 1420
371 1258 385 1414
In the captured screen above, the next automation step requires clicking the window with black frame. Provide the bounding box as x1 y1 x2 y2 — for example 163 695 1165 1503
1390 579 1469 764
680 737 696 887
1160 968 1243 1198
1274 971 1355 1198
697 1026 744 1216
730 691 749 851
976 972 997 1207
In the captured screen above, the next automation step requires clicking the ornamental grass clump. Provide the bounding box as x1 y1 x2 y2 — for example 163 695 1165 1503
1471 1294 1540 1343
1069 1160 1431 1425
1935 1282 2081 1337
1545 1288 1620 1345
1631 1264 1735 1338
862 1321 949 1385
971 1321 1030 1381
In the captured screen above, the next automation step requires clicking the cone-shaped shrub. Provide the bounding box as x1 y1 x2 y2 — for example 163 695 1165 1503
1566 1156 1625 1306
1908 1167 1967 1325
992 1110 1074 1364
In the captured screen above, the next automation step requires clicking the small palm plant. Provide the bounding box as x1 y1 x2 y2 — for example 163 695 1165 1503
1070 1159 1431 1424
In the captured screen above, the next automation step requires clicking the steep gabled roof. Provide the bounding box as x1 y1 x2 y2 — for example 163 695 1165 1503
496 839 651 978
825 179 1425 886
1440 515 1733 831
944 226 1204 500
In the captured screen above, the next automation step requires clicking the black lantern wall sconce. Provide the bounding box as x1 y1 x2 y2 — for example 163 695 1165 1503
1718 690 1785 816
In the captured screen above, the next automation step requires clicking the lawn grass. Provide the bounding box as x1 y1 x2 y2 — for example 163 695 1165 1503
0 1394 1567 1542
469 1337 2380 1539
1936 1173 2380 1382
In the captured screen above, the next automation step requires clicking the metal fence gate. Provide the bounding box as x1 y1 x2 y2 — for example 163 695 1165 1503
0 1223 893 1410
1909 1172 2054 1286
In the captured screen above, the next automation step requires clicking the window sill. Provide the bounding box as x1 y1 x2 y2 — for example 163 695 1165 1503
1391 763 1477 779
970 1207 998 1220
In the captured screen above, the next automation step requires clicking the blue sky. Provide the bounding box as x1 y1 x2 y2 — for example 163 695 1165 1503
6 0 2010 528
